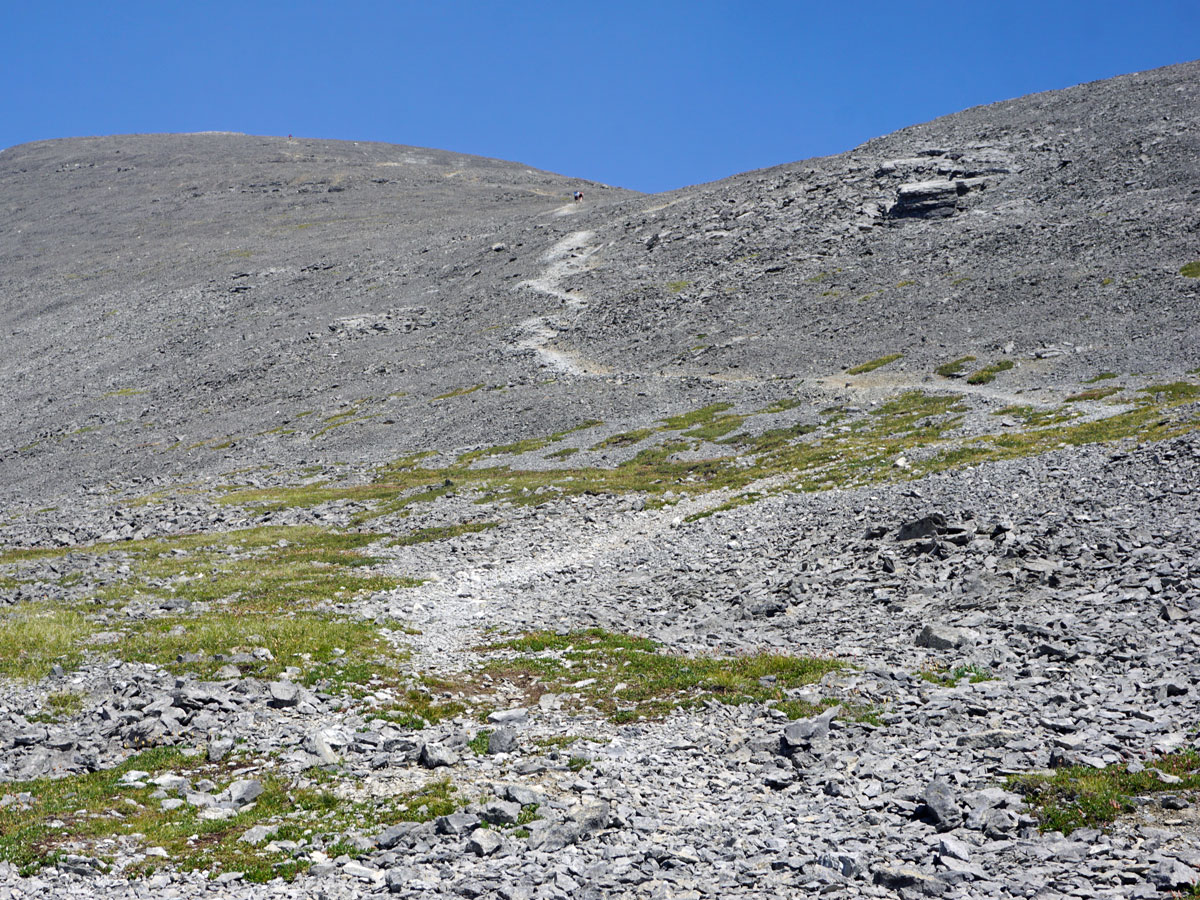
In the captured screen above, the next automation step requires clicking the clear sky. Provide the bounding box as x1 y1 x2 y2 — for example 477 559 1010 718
3 1 1197 193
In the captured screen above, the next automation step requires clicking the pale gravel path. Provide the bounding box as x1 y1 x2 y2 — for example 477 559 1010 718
380 474 794 673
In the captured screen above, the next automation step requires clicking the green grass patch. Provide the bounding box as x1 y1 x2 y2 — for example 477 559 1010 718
681 415 746 442
207 380 1199 541
661 403 734 430
1 524 422 682
120 610 407 686
545 447 579 460
761 397 801 413
1082 372 1118 383
935 356 977 378
665 280 690 293
311 406 380 438
0 746 459 881
27 691 85 723
991 405 1077 427
0 605 92 681
103 388 146 397
924 400 1197 474
0 545 70 563
375 687 468 729
1139 381 1200 403
918 664 993 686
1065 387 1121 403
966 360 1015 384
847 354 902 375
389 521 497 547
590 429 654 450
478 628 846 723
1179 261 1200 278
457 420 602 463
432 384 484 401
105 525 412 612
1008 750 1200 834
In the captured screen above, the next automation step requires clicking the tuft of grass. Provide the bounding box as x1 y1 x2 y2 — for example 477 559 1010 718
389 521 497 547
661 403 734 430
681 415 746 442
27 691 85 723
432 384 484 401
1179 261 1200 278
966 360 1015 384
918 663 993 686
478 628 847 723
457 420 602 463
1008 750 1200 834
103 525 414 612
1138 381 1200 403
590 429 654 450
935 356 977 378
0 606 91 681
468 731 491 755
761 397 801 413
665 280 690 293
120 611 408 686
847 354 902 375
991 405 1075 427
0 747 459 881
376 687 468 729
1082 372 1118 383
1065 387 1121 403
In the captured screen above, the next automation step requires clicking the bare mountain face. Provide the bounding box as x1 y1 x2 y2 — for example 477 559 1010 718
3 62 1197 507
1 63 1199 899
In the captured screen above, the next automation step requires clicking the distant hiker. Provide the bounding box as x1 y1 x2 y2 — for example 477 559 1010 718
573 191 583 203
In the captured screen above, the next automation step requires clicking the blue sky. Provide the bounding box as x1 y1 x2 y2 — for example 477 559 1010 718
3 1 1197 192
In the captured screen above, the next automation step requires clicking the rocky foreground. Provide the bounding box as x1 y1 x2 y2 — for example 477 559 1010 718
2 423 1200 899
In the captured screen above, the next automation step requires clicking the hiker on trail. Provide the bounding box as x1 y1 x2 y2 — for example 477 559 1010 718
573 191 583 203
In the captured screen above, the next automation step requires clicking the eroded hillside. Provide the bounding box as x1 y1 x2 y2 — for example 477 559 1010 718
1 61 1199 900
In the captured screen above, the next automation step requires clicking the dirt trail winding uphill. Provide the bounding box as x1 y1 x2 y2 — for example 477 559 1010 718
513 230 611 375
385 473 791 671
817 370 1059 407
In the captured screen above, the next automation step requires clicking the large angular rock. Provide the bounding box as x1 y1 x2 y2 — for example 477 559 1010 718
224 778 263 807
467 829 504 856
781 706 840 754
487 727 518 755
481 800 522 825
1149 859 1200 890
887 180 964 219
433 812 480 836
268 681 299 708
419 742 458 769
922 779 963 831
873 864 950 895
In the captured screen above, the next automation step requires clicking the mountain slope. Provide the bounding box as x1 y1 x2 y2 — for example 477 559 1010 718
1 62 1199 900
